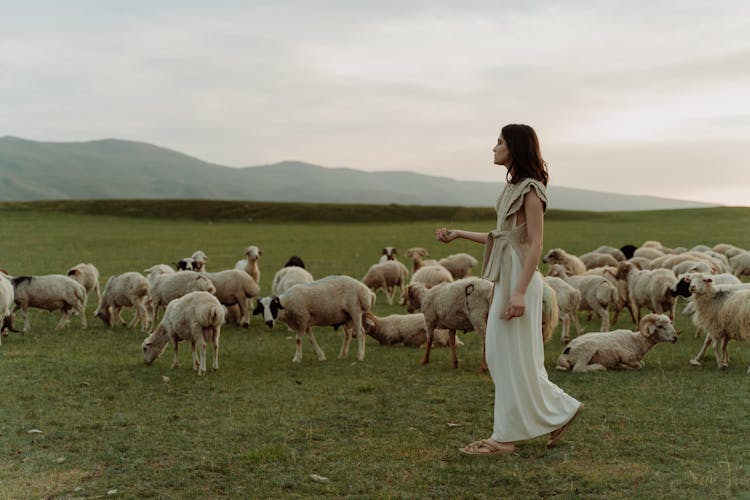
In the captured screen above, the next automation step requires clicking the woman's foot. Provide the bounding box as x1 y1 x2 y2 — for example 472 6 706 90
459 438 515 456
547 403 584 447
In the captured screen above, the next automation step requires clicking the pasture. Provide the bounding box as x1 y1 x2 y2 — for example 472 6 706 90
1 201 749 498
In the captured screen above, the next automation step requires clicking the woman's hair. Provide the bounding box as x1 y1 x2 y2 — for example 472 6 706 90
501 124 549 186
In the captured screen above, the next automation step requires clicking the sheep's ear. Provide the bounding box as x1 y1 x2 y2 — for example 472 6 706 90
364 316 375 327
706 278 713 283
645 322 657 336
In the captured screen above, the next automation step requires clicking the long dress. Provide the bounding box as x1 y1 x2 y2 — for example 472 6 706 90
481 179 580 442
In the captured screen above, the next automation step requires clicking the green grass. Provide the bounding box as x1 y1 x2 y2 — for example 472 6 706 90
1 201 749 499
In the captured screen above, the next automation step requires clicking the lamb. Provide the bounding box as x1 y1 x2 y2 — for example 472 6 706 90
362 312 462 348
253 275 375 363
555 313 677 373
438 253 479 279
379 246 398 263
615 261 677 323
410 278 493 371
405 247 439 273
191 251 208 272
687 274 750 372
66 263 101 304
235 245 262 284
579 252 619 270
201 269 260 327
362 260 409 305
95 272 151 331
142 291 224 376
729 251 750 279
543 276 583 344
0 273 14 345
542 249 586 276
150 271 216 325
271 266 314 296
11 274 87 332
547 264 618 332
409 265 453 289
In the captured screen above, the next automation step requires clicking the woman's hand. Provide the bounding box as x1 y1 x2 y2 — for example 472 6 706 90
435 227 458 243
505 292 526 319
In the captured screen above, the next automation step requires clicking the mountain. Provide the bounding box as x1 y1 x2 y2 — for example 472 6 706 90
0 136 718 211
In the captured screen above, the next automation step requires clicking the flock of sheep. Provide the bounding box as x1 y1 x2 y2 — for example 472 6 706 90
1 240 749 376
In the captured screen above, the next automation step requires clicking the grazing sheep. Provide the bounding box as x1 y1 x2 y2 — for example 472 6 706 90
579 252 619 270
0 273 14 345
650 252 727 274
95 272 151 331
66 263 101 303
543 276 583 344
592 245 626 262
615 261 677 323
729 251 750 279
253 275 375 363
11 275 87 332
362 312 462 348
542 249 586 276
438 253 479 279
555 314 677 373
235 245 262 284
362 260 409 305
584 266 636 325
548 264 618 332
713 243 746 259
409 265 453 288
379 246 398 263
144 264 175 286
202 269 260 327
150 271 216 326
191 251 208 272
671 260 712 278
405 247 439 273
271 266 314 296
142 291 224 376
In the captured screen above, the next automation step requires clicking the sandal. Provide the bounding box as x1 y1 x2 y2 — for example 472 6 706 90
547 403 584 448
459 439 515 456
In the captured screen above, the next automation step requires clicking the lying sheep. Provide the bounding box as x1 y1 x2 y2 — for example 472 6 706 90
409 265 453 288
379 246 398 263
0 273 14 345
271 266 314 296
579 252 619 270
405 247 439 273
202 269 260 327
144 264 175 286
12 274 87 332
150 271 216 325
542 249 586 276
142 291 224 376
253 275 375 363
66 263 101 304
95 272 151 331
548 264 618 332
555 313 677 373
362 312 462 348
362 260 409 305
543 276 583 344
729 251 750 279
438 253 479 279
235 245 262 284
615 261 677 323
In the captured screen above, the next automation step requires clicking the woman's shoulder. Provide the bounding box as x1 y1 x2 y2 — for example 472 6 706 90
504 178 548 214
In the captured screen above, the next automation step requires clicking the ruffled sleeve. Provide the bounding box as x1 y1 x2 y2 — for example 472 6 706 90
503 178 548 221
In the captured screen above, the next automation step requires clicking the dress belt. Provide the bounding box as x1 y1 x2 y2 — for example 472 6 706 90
481 229 515 319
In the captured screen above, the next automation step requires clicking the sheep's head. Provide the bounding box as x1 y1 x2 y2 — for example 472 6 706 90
671 273 694 298
382 246 398 260
688 273 714 295
546 264 568 278
639 314 677 343
406 247 428 260
176 258 195 271
142 325 170 365
196 275 216 295
95 304 113 327
284 256 305 268
362 312 377 334
253 296 282 328
614 261 635 280
402 283 427 313
244 245 262 262
542 249 563 264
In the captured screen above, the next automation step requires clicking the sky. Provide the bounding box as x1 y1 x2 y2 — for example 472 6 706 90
1 0 749 206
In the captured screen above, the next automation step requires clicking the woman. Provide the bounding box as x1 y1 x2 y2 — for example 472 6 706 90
435 124 583 455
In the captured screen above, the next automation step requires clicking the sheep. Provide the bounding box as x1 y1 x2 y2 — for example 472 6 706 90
541 282 559 343
0 273 14 345
615 261 677 323
542 249 586 276
729 251 750 279
650 252 727 274
409 265 453 288
362 260 409 305
271 266 314 296
142 291 224 376
687 274 750 371
176 258 195 271
191 251 208 272
95 272 151 331
201 269 260 327
144 264 175 286
284 256 306 268
547 264 618 332
671 272 743 339
620 244 638 260
579 252 619 270
592 245 626 262
253 275 375 363
628 257 652 271
11 275 87 332
555 313 677 373
633 247 665 260
66 263 101 304
713 243 746 259
362 311 462 348
671 260 712 278
438 253 479 279
584 266 636 325
543 276 583 344
405 247 438 273
235 245 262 284
150 271 216 326
379 246 398 263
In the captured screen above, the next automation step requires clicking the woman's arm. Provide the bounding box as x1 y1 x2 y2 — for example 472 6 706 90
506 189 544 319
435 228 487 245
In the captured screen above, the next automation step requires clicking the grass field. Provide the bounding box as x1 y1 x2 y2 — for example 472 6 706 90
1 201 749 499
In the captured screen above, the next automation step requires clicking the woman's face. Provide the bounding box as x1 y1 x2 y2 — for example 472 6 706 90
493 134 511 167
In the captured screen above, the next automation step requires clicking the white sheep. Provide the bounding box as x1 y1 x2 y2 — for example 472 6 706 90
555 313 677 373
541 282 559 344
650 251 727 274
543 276 583 344
633 247 665 260
271 266 314 296
729 251 750 279
615 261 677 323
542 248 586 276
144 264 175 286
671 272 742 339
438 253 479 279
234 245 262 284
95 272 151 331
713 243 746 259
405 247 439 273
66 263 101 304
362 312 462 348
591 245 626 262
362 260 409 305
0 273 14 345
579 252 619 270
409 265 453 288
191 250 208 272
11 274 87 332
142 291 225 376
253 275 375 363
150 271 216 326
671 260 712 278
584 266 636 325
547 264 618 332
201 269 260 327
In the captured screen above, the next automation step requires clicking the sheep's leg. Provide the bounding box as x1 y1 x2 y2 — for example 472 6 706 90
593 304 610 332
236 297 250 328
719 337 730 369
126 307 139 329
190 339 200 372
117 307 127 326
560 315 571 344
54 308 71 331
293 332 303 363
447 330 459 369
76 300 87 329
352 315 366 361
618 360 645 369
171 337 180 369
385 286 395 305
305 327 327 361
572 362 607 373
94 283 101 303
338 324 353 359
421 323 435 366
571 311 583 336
476 324 488 372
568 347 600 372
211 328 220 371
21 306 30 333
196 332 207 376
626 302 637 324
690 333 713 366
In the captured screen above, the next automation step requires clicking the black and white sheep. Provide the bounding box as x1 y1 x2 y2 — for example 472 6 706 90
379 246 398 263
11 275 87 332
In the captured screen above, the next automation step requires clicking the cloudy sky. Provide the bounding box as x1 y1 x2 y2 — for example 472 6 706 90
2 1 749 205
